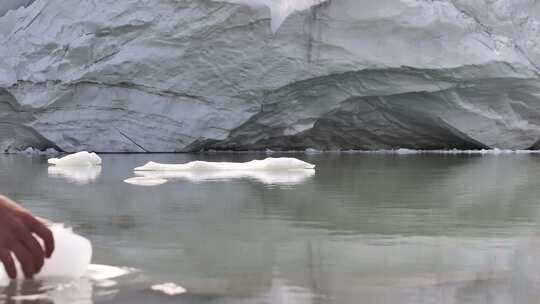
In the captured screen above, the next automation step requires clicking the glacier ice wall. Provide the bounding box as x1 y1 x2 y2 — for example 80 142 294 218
220 0 326 32
1 0 540 152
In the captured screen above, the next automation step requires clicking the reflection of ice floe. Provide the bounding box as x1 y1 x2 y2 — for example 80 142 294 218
151 282 187 296
134 170 315 185
48 151 102 167
134 157 315 171
123 177 168 187
0 224 92 284
48 166 102 184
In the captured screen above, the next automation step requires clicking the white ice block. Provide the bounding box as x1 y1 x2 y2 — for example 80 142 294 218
134 157 315 172
0 225 92 284
48 152 102 167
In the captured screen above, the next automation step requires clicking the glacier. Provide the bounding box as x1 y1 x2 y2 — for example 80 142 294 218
2 0 540 152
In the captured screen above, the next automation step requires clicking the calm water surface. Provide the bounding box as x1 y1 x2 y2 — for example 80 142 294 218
0 153 540 303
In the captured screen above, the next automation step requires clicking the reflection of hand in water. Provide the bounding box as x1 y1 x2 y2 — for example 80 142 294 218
48 166 102 185
133 170 315 185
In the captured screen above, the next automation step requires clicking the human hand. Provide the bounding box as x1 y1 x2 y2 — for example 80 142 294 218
0 196 55 279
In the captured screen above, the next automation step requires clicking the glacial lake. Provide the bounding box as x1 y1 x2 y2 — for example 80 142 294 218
0 152 540 303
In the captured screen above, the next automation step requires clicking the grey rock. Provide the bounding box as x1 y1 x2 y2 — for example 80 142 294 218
1 0 540 152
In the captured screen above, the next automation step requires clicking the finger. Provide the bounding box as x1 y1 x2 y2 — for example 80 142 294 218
35 217 53 226
0 196 28 213
0 250 16 279
22 214 55 258
17 231 44 273
11 244 35 279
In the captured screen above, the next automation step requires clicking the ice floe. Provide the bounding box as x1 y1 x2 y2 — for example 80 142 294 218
151 282 187 296
48 151 102 167
125 158 315 186
85 264 134 281
134 157 315 171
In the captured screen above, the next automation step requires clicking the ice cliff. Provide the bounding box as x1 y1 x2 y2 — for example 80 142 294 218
1 0 540 152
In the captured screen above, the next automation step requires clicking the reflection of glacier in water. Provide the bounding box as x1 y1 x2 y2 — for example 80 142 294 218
132 169 315 186
48 166 102 185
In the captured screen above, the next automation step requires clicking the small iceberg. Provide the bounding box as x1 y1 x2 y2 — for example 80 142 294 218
151 282 187 296
134 157 315 172
48 151 102 167
0 224 92 284
85 264 135 281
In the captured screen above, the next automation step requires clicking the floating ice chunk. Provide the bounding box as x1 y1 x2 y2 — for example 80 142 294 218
85 264 134 281
0 224 92 284
48 166 102 185
134 169 315 185
123 177 168 186
220 0 326 32
134 157 315 172
151 282 187 296
48 151 102 167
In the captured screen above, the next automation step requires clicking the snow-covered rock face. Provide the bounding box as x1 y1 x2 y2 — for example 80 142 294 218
2 0 540 152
